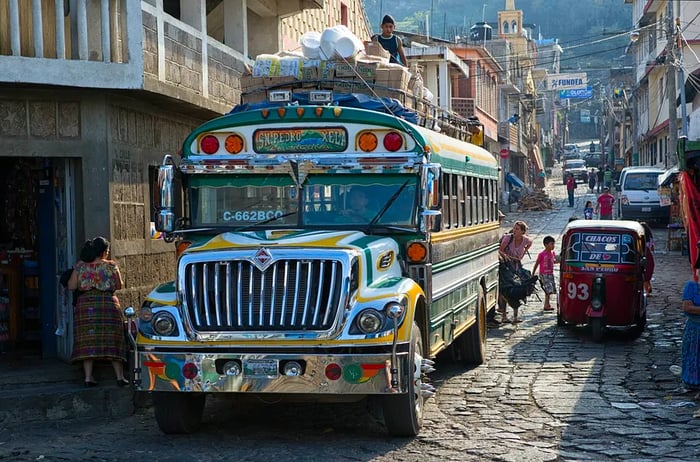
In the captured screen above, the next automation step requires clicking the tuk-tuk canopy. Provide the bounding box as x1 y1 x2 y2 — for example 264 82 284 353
563 219 645 236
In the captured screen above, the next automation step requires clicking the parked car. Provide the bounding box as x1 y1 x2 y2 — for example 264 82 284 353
563 144 580 160
616 166 667 223
562 159 588 184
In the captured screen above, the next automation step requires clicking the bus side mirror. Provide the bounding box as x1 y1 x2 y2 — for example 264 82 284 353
421 163 441 211
154 155 179 233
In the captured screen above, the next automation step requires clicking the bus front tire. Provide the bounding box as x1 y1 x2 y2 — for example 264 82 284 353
382 323 424 437
153 392 206 434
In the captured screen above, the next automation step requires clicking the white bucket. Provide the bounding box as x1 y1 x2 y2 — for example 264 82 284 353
334 34 363 59
300 31 321 59
319 26 344 59
320 25 362 60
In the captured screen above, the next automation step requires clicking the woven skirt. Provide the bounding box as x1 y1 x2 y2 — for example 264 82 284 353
71 290 126 363
681 316 700 387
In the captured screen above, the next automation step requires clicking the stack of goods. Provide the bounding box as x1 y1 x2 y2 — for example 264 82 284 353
240 25 422 108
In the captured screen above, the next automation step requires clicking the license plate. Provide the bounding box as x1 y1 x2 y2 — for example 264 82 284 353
243 359 279 378
641 207 651 212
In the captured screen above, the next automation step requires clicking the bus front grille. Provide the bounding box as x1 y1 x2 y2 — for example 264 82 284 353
183 259 344 332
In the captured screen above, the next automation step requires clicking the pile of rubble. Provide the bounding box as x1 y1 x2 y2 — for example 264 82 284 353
517 190 553 211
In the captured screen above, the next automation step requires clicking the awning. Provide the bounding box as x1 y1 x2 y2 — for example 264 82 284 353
529 146 544 172
658 166 679 187
506 172 526 189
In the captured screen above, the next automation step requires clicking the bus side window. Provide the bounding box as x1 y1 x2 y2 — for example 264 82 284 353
467 177 475 226
457 175 465 227
442 173 451 229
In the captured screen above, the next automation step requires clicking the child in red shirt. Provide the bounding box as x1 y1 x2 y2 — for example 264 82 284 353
532 235 558 311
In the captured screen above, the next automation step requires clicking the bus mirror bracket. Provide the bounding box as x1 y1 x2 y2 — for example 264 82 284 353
155 155 178 233
421 210 442 233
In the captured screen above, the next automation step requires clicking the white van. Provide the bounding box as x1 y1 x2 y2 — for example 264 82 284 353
616 166 667 223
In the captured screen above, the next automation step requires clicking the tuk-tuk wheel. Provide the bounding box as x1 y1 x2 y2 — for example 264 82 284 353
556 310 565 327
590 318 604 342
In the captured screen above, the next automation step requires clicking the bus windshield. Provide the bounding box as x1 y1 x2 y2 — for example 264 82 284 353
189 174 418 228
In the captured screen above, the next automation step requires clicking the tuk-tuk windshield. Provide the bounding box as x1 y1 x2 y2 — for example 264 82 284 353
565 232 638 264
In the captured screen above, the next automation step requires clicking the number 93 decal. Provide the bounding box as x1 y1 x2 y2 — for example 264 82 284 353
566 281 589 301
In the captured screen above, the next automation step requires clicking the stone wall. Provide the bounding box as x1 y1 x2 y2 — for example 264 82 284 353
107 98 204 309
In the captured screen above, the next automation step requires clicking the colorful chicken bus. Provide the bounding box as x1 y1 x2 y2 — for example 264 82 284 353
128 90 500 436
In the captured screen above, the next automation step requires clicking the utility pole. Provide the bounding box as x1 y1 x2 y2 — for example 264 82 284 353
677 17 689 140
631 90 639 166
667 0 678 168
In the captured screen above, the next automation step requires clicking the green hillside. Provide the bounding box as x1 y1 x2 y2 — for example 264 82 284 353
363 0 633 71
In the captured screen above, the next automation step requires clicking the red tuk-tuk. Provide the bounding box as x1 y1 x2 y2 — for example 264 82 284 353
558 220 647 341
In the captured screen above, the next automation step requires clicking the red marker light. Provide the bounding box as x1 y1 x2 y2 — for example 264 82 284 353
383 132 403 152
325 363 342 381
182 362 198 379
200 135 219 154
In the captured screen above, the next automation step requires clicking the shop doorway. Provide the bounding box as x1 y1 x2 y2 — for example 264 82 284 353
0 158 77 360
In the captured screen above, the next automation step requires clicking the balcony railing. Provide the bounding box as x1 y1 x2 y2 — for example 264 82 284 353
498 121 520 151
0 0 252 113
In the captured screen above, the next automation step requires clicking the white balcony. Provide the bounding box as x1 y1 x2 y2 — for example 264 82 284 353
0 0 263 114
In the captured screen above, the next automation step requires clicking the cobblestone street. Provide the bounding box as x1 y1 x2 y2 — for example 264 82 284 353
1 171 699 462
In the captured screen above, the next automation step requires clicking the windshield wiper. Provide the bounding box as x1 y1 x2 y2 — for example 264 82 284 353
368 180 411 227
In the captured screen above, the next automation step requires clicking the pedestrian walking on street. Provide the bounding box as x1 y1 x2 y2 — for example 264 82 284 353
67 237 129 388
588 170 596 193
566 173 576 207
595 187 615 220
532 236 558 311
680 268 700 393
498 221 533 323
596 168 604 193
583 200 594 220
604 166 613 189
640 222 655 295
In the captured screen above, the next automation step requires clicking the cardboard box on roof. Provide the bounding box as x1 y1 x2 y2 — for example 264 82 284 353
355 60 378 81
334 61 356 78
375 65 411 91
240 75 267 92
364 41 390 61
300 59 321 81
333 79 354 94
319 61 336 80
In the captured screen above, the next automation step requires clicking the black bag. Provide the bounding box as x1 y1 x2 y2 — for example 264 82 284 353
499 261 538 309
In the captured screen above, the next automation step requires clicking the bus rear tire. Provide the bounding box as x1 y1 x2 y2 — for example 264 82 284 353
153 392 206 434
382 323 424 437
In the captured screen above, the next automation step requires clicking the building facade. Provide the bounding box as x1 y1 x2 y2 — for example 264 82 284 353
0 0 370 359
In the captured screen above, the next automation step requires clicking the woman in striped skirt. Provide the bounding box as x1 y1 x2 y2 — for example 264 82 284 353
68 237 128 387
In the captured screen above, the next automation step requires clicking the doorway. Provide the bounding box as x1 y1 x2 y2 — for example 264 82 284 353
0 158 77 359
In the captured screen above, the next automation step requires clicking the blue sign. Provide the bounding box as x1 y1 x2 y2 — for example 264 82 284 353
559 87 592 99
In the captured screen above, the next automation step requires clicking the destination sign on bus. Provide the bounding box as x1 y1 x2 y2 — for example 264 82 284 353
253 127 348 153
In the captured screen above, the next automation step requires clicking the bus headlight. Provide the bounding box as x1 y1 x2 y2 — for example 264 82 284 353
385 301 405 319
357 309 384 334
152 311 177 336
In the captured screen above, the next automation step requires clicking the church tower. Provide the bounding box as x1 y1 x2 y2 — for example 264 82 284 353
498 0 523 37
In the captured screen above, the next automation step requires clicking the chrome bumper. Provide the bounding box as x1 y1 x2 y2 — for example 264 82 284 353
134 350 410 394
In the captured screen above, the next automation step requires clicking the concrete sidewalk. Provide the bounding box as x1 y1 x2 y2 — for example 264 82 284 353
0 355 134 425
